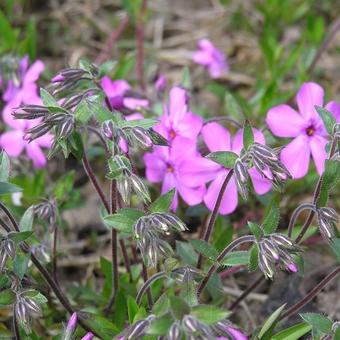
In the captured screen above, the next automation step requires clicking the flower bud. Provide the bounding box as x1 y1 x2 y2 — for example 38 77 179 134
3 238 15 259
81 332 94 340
167 322 181 340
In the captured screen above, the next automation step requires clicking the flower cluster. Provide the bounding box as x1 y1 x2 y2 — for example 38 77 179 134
0 55 52 167
133 212 187 266
316 207 339 240
257 233 299 279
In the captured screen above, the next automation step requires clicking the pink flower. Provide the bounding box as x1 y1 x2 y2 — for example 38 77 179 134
155 86 203 142
123 97 149 111
155 74 167 92
81 332 94 340
0 56 52 168
182 122 272 215
100 76 131 109
266 82 340 179
192 39 228 78
144 137 215 211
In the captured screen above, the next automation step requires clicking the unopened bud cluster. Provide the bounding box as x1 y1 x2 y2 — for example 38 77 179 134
120 315 155 339
134 213 187 266
0 236 16 271
34 199 57 231
317 207 339 240
258 233 299 279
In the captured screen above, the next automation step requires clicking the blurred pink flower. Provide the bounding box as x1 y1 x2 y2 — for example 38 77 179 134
217 326 248 340
100 76 131 109
123 97 149 111
81 332 94 340
266 82 340 179
192 39 228 78
0 55 52 168
155 86 203 142
144 137 216 211
182 123 272 215
155 74 167 92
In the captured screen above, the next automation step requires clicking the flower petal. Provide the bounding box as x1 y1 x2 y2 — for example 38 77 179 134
232 128 266 154
192 51 213 65
23 60 44 84
144 152 167 183
325 100 340 122
202 122 231 152
0 130 25 157
310 135 328 175
174 111 203 140
26 141 47 168
280 135 311 179
177 182 205 206
170 137 197 163
296 82 324 120
204 170 238 215
248 168 272 195
168 86 188 125
266 105 306 137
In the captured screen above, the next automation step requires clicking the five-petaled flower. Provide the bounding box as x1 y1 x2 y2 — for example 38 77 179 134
0 55 52 168
192 39 229 78
266 82 340 179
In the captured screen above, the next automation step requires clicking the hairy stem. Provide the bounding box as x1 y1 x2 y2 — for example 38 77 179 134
280 266 340 320
197 235 255 298
287 203 316 238
52 226 58 283
119 239 132 279
136 271 166 305
197 169 234 268
82 154 110 212
142 263 153 308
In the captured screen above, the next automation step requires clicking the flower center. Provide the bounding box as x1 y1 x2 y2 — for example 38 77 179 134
306 125 315 136
169 129 176 140
167 163 174 173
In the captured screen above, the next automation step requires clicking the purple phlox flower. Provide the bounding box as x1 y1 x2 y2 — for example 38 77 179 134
0 56 52 168
66 312 77 333
100 76 131 110
266 82 340 179
144 136 216 211
123 97 149 111
192 39 229 78
181 122 272 215
155 73 167 92
154 86 203 142
81 332 94 340
216 327 248 340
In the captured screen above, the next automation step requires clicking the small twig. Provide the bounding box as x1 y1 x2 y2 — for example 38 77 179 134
197 169 234 268
280 266 340 320
136 0 147 92
287 203 316 238
96 15 130 65
197 235 255 298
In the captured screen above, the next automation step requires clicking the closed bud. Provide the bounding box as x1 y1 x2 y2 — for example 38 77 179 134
270 233 293 248
3 238 15 259
155 213 187 232
130 127 152 149
25 122 52 141
148 214 170 234
15 300 29 326
64 312 77 339
102 120 115 140
126 319 149 339
24 298 41 315
12 110 47 120
251 143 278 163
130 173 151 203
258 252 274 279
45 113 69 124
317 208 336 240
260 239 279 261
117 176 131 204
62 94 83 110
81 332 94 340
319 207 339 222
57 115 74 139
167 322 181 340
182 315 200 333
0 247 8 272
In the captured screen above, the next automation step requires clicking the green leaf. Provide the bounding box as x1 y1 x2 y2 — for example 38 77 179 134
315 106 336 135
316 160 340 207
74 99 93 124
0 182 22 195
118 119 158 129
127 296 139 324
191 305 230 325
0 151 10 182
330 238 340 262
224 91 243 119
82 312 119 338
248 244 259 271
0 289 15 306
147 313 174 336
300 313 332 338
262 198 280 234
176 241 198 266
272 322 311 340
248 221 263 240
69 131 84 160
152 293 169 317
221 251 249 266
190 239 218 261
24 290 48 304
13 253 30 280
87 94 113 123
98 60 117 77
243 120 254 150
169 296 190 320
206 151 238 168
8 231 33 244
19 206 34 232
103 208 144 233
0 11 15 49
149 189 175 213
40 88 59 107
258 304 286 339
